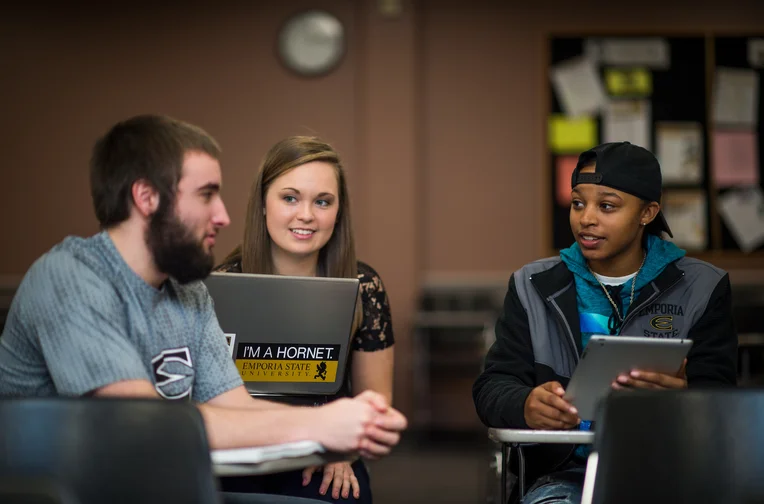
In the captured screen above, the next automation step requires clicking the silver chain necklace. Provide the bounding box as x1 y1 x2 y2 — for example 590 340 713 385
587 252 646 323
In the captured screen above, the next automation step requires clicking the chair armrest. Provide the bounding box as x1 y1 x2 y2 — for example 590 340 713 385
488 429 594 504
488 428 594 445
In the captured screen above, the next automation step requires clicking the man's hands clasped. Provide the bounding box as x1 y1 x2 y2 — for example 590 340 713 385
316 390 407 459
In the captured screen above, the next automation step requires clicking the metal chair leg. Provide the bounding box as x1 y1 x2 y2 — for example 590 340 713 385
500 443 509 504
516 443 525 500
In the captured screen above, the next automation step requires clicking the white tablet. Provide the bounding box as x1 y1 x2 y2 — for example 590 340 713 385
563 335 692 420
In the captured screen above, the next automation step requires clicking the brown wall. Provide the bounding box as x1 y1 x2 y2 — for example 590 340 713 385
3 0 764 416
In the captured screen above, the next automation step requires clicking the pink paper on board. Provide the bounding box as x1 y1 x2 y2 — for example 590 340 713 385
556 156 578 206
712 131 759 187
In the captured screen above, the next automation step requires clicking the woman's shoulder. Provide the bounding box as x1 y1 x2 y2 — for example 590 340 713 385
356 260 383 283
356 260 387 294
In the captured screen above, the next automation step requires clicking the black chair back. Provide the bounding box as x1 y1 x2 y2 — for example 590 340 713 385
0 398 220 504
0 478 82 504
591 390 764 504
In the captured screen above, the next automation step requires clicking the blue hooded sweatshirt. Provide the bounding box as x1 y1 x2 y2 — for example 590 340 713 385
560 234 686 349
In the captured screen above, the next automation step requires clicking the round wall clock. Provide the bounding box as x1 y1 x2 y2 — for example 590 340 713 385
277 10 345 77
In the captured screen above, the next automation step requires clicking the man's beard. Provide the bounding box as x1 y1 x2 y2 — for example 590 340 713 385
146 204 214 285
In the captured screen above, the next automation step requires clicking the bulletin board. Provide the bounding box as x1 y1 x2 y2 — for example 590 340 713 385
547 35 709 252
712 36 764 253
546 34 764 262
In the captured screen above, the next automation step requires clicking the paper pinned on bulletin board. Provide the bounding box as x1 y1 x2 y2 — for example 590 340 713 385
550 56 607 117
712 130 759 187
656 122 704 185
604 68 652 97
603 100 651 151
713 67 759 128
548 115 598 154
660 190 708 250
718 187 764 252
556 156 579 206
749 38 764 68
597 38 670 69
584 39 602 65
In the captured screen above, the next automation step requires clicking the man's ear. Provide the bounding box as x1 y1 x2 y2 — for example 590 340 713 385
131 179 160 218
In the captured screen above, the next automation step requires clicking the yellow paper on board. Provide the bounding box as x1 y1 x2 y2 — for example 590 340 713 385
548 115 598 153
605 68 652 96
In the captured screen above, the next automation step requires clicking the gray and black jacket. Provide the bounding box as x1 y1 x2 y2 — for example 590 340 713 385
473 256 738 485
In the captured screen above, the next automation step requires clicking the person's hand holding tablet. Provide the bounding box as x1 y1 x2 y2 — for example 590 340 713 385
612 358 688 390
523 381 582 429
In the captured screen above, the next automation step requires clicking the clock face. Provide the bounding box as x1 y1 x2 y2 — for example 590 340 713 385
278 10 345 77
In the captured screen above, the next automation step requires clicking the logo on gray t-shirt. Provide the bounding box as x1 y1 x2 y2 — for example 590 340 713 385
151 347 194 399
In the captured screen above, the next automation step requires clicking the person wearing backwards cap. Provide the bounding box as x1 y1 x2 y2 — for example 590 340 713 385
473 142 738 504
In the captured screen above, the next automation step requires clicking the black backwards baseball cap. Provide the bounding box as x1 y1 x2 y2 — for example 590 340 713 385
571 141 673 238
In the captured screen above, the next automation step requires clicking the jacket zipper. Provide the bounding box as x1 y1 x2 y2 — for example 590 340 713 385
548 295 580 363
621 273 685 331
543 296 580 468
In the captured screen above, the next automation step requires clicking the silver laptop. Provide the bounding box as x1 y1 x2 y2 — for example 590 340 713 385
204 272 360 396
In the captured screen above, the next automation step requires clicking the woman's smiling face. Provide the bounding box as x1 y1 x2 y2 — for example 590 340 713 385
264 161 340 263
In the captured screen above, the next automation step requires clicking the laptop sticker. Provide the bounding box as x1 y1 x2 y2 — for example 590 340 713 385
235 343 341 383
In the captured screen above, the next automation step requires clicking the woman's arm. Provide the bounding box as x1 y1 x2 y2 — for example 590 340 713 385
351 262 395 403
352 347 394 404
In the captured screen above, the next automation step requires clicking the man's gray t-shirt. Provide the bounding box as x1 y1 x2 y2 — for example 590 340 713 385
0 232 243 401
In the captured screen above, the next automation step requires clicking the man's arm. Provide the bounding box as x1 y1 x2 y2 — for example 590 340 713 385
93 380 159 398
199 385 407 454
94 380 315 448
95 379 406 454
204 385 291 410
